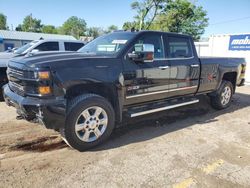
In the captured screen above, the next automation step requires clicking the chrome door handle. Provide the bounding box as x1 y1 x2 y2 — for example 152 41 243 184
191 64 199 67
158 66 169 69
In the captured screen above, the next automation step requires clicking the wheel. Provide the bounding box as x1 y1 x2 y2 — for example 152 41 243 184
0 83 6 101
61 94 115 151
210 80 233 110
0 90 4 101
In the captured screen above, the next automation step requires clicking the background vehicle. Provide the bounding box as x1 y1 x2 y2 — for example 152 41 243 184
3 31 246 151
0 39 85 100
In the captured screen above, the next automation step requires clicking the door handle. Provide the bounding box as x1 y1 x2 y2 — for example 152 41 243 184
158 66 169 69
191 64 199 67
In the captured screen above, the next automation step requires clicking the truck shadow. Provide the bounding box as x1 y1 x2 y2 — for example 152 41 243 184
92 92 250 152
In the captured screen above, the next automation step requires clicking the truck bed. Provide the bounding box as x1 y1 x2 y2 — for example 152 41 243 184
198 57 246 93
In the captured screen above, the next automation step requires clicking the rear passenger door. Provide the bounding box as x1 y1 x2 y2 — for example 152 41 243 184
34 42 59 51
64 42 85 51
165 35 200 98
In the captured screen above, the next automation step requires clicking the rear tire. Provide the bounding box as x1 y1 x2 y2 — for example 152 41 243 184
210 80 233 110
61 94 115 151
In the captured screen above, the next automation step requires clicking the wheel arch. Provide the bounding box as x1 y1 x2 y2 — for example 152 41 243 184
65 83 122 124
222 72 237 93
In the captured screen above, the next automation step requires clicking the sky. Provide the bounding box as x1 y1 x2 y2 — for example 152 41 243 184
1 0 250 37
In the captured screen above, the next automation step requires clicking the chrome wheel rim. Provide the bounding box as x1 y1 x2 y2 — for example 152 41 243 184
75 106 108 142
221 86 231 106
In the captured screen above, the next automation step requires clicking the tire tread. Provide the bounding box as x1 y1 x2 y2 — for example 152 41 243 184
210 80 233 110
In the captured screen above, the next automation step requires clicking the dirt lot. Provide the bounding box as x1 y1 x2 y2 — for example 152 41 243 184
0 86 250 188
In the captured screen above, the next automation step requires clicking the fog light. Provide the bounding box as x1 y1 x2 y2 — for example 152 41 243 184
38 86 51 95
38 71 50 79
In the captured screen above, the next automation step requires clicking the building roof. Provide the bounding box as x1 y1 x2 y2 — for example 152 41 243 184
210 33 250 37
0 30 76 41
80 36 94 42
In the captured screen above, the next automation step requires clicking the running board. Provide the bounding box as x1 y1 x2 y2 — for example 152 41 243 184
129 99 199 118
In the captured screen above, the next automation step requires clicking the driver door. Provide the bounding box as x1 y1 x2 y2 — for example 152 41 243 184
123 33 171 105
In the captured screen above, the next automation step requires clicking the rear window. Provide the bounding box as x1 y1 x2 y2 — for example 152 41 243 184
35 42 59 51
167 37 193 58
64 42 84 51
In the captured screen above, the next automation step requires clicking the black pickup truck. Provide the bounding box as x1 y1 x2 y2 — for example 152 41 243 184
3 31 246 151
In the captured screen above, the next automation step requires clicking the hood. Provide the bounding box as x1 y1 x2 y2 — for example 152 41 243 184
9 51 113 68
0 52 19 67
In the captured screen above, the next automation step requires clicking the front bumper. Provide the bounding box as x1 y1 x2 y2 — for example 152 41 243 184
238 78 245 86
3 84 66 130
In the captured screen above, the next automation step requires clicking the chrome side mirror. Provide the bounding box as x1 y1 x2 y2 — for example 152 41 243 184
128 44 154 63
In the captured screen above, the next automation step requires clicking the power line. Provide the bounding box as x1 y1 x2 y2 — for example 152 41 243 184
210 16 250 25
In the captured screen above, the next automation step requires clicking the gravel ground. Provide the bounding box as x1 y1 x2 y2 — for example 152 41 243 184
0 86 250 188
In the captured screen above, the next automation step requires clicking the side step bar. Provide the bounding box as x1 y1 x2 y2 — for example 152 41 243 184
130 99 199 118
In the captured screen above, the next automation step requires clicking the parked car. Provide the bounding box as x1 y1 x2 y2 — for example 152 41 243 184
0 39 85 100
3 31 246 151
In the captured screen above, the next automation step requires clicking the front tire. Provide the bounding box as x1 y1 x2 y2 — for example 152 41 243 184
210 80 233 110
61 94 115 151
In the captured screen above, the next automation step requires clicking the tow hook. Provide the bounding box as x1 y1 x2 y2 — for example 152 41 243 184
16 115 24 120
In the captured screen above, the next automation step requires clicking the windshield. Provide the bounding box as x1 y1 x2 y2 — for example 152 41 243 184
78 32 136 56
14 41 39 54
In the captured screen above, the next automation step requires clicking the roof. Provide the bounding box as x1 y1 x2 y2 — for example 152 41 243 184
0 30 76 41
114 30 191 37
32 39 85 43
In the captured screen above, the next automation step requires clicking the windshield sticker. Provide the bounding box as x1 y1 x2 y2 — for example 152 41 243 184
97 45 116 52
112 40 127 44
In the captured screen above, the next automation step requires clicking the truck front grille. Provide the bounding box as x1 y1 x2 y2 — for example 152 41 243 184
9 81 25 96
8 67 24 77
7 67 27 96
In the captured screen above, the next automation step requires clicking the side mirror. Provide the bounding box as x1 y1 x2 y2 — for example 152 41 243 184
30 49 39 53
128 44 154 63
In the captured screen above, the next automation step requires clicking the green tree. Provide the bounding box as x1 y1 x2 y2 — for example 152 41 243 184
61 16 87 39
122 21 138 31
41 25 58 34
153 0 209 40
129 0 165 30
19 14 42 32
86 27 104 38
15 24 22 31
106 25 118 33
0 13 7 30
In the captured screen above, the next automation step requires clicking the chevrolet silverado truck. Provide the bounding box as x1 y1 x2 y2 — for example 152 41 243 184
3 31 246 151
0 39 85 101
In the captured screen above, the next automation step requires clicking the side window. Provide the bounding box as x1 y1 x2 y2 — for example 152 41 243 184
167 37 193 58
35 42 59 51
64 42 84 51
133 35 164 59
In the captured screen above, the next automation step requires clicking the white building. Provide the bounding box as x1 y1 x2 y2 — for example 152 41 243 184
195 33 250 84
0 30 76 52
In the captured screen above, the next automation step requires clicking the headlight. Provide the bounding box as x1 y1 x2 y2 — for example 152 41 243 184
38 71 50 79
